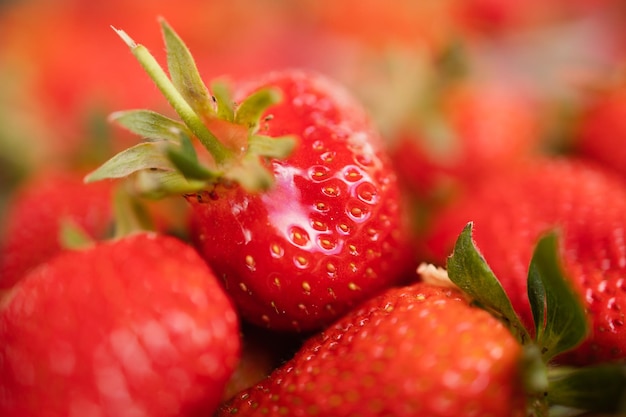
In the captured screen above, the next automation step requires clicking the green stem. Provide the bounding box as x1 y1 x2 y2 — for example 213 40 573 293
112 27 232 165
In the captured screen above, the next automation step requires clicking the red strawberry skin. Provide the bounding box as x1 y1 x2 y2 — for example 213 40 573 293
0 232 241 417
0 170 114 289
217 282 526 417
425 157 626 365
187 70 412 332
575 80 626 180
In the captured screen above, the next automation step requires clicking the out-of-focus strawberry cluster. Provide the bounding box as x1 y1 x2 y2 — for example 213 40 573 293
0 0 625 234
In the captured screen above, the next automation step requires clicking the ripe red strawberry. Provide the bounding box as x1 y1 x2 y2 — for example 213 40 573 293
424 156 626 365
87 21 413 332
573 76 626 180
217 224 626 416
216 281 528 417
0 169 114 289
0 232 241 417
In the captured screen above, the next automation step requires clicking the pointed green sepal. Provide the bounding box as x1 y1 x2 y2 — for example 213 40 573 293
547 364 626 413
105 21 296 197
84 142 174 183
111 186 156 238
210 81 236 122
446 222 531 344
59 218 97 250
160 18 214 119
235 87 283 129
528 231 589 362
130 169 208 199
166 134 221 181
110 110 192 142
112 24 231 164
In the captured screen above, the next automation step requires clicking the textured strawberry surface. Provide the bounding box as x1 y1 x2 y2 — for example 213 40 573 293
188 70 413 332
0 233 241 417
217 282 526 417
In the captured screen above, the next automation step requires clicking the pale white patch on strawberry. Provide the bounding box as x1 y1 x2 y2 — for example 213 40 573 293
135 319 178 364
94 366 150 417
417 263 458 290
162 310 212 348
109 328 155 380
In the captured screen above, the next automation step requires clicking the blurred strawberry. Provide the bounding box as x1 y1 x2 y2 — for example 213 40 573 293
0 169 114 289
0 232 241 417
571 73 626 180
390 73 543 201
298 0 455 52
449 0 622 38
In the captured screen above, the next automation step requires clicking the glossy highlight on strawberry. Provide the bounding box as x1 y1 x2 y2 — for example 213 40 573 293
86 21 413 333
187 70 412 331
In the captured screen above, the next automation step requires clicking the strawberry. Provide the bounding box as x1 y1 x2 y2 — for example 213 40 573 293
217 225 626 416
0 169 114 289
217 282 527 417
572 75 626 180
424 156 626 365
86 20 413 332
0 232 241 417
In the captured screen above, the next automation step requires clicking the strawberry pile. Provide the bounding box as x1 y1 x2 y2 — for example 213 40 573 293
1 2 626 417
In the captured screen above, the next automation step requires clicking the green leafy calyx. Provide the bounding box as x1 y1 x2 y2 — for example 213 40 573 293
85 19 296 195
447 222 625 416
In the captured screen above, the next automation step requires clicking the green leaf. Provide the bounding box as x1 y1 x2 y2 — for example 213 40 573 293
547 364 626 413
446 222 531 344
210 81 235 122
166 134 220 181
248 134 298 159
528 231 589 362
59 218 96 250
112 24 231 164
110 110 191 142
112 186 155 238
160 18 214 119
84 142 174 183
235 87 283 130
131 169 208 199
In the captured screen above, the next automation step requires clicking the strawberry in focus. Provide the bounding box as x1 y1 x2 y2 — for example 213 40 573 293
0 232 241 417
87 21 413 332
216 281 527 417
186 70 412 332
216 224 626 417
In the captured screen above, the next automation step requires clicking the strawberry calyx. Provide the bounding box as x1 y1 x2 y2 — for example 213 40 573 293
85 18 297 196
447 223 626 416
